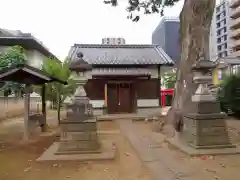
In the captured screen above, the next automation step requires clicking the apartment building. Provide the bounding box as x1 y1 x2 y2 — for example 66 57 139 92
209 0 231 60
230 0 240 57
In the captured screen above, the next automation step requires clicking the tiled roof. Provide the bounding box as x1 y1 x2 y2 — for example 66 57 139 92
0 28 60 62
68 44 174 65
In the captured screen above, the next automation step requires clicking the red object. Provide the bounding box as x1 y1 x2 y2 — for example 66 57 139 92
200 156 207 160
160 89 174 107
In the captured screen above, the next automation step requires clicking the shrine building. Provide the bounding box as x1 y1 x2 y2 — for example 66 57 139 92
67 38 174 114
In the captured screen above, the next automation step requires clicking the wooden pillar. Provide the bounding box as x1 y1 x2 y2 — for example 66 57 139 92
132 81 137 113
157 65 161 107
41 84 47 132
23 85 30 141
104 83 108 105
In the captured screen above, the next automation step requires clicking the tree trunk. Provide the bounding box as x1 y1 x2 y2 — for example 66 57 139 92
168 0 216 129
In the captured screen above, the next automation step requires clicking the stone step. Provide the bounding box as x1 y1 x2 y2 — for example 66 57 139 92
57 141 100 153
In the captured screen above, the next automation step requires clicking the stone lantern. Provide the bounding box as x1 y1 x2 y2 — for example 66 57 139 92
56 52 100 154
67 52 94 117
182 56 235 149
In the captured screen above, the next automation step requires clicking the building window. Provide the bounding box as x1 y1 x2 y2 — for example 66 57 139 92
218 45 222 51
216 6 220 12
223 19 226 25
224 43 227 49
219 52 222 57
223 10 226 16
221 36 225 42
217 14 220 20
224 51 228 56
217 38 221 43
224 35 227 41
217 22 220 28
217 29 221 36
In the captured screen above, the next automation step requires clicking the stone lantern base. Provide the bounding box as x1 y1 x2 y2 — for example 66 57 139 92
182 100 235 149
56 118 100 154
183 113 235 149
165 57 240 156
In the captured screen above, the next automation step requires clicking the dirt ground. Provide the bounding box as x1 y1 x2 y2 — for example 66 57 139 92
0 120 153 180
133 120 240 180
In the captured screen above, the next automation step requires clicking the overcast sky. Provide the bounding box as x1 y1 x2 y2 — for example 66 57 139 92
1 0 219 60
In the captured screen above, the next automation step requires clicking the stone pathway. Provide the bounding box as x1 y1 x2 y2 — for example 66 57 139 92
117 120 215 180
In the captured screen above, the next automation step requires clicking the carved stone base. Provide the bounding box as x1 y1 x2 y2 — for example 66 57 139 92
183 113 235 149
56 118 100 154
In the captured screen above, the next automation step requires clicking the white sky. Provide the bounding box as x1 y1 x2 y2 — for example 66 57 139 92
1 0 185 60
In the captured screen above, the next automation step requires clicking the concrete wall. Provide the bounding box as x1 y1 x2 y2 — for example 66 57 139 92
0 97 41 121
90 99 159 109
25 50 46 69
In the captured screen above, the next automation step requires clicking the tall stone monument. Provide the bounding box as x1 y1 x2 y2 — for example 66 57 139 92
167 57 240 155
56 52 100 154
182 57 235 149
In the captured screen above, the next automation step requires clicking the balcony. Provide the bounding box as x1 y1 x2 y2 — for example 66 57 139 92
231 6 240 19
230 0 240 8
231 50 240 57
230 18 240 29
231 28 240 39
232 39 240 49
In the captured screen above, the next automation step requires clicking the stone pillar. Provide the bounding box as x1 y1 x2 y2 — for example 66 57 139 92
183 57 235 149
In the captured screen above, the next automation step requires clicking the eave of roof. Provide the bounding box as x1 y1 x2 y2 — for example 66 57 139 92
216 57 240 65
0 64 67 85
68 44 174 66
0 36 61 63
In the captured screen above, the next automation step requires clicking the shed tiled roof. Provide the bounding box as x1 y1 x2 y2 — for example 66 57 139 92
68 44 174 65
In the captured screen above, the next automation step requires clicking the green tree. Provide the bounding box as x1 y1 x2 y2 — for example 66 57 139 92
0 46 27 96
104 0 216 129
39 58 77 123
163 70 177 89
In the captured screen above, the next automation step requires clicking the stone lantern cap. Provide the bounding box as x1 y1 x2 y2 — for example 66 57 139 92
69 52 92 72
192 56 217 71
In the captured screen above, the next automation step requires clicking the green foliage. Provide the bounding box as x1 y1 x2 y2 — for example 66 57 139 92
104 0 180 21
37 58 77 107
0 46 27 96
217 74 240 115
163 70 177 89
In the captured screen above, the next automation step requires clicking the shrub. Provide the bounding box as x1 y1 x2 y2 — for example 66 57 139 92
217 74 240 117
